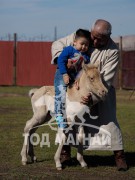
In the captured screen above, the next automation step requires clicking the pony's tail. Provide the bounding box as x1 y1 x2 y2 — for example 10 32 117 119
28 88 38 98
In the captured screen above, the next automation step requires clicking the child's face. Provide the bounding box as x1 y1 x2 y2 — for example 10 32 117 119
74 37 89 53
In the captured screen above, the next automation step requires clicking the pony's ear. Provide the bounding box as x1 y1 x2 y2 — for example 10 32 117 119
94 61 100 68
74 79 80 90
82 61 88 71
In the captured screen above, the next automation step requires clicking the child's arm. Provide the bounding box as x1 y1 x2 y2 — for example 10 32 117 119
58 46 73 84
58 46 72 74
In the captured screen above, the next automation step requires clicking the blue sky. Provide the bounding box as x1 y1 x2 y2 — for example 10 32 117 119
0 0 135 40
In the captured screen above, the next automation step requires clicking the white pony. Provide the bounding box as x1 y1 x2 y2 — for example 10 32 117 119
21 63 108 170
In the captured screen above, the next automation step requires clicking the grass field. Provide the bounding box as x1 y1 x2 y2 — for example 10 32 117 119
0 86 135 179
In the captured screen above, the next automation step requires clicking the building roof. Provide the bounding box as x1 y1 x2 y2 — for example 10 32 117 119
113 35 135 51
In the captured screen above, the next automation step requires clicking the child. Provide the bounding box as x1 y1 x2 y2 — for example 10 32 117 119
54 29 91 129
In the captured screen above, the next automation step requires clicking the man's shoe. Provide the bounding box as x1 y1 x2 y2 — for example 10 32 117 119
60 145 71 163
114 150 128 171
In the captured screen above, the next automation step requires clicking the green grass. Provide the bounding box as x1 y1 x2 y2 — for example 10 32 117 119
0 86 135 179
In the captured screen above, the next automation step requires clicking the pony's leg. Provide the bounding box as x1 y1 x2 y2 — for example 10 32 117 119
54 129 67 170
21 105 51 165
64 117 75 133
21 116 39 165
21 130 29 165
27 127 38 163
77 127 87 168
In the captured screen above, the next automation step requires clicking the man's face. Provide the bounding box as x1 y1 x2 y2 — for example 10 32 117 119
91 30 109 48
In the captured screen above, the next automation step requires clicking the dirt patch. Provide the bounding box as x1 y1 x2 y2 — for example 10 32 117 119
0 93 27 97
0 162 133 180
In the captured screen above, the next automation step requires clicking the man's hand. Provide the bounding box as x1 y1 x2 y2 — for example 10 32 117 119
63 74 70 85
81 92 92 105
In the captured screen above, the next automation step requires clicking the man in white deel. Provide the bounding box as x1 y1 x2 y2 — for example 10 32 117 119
51 19 128 171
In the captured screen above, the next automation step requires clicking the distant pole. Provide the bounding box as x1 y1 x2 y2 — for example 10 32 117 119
8 33 11 41
54 26 57 41
119 36 123 89
41 34 43 41
13 33 17 85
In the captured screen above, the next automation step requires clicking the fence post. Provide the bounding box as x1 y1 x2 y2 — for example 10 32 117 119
13 33 17 85
119 36 123 89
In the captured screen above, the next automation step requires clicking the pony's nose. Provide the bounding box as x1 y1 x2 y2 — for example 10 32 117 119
102 88 108 95
100 89 106 96
102 90 105 94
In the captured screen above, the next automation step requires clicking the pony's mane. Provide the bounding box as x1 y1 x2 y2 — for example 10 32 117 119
68 63 98 89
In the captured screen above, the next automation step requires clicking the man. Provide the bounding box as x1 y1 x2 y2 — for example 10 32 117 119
51 19 128 171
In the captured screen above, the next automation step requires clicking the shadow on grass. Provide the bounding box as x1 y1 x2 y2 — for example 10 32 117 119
27 158 52 165
26 152 135 170
62 152 135 168
126 152 135 167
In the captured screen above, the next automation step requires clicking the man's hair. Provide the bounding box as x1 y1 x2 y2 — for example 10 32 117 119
75 29 90 40
91 19 112 36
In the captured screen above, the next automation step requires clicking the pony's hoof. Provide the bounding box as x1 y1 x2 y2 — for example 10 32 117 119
22 161 27 166
57 167 62 171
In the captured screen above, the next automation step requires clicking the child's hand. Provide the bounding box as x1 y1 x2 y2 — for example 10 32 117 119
67 59 75 71
63 74 70 85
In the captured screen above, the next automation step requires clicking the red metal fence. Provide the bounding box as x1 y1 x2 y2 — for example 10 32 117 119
0 41 14 85
0 41 135 89
16 42 56 86
122 51 135 89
